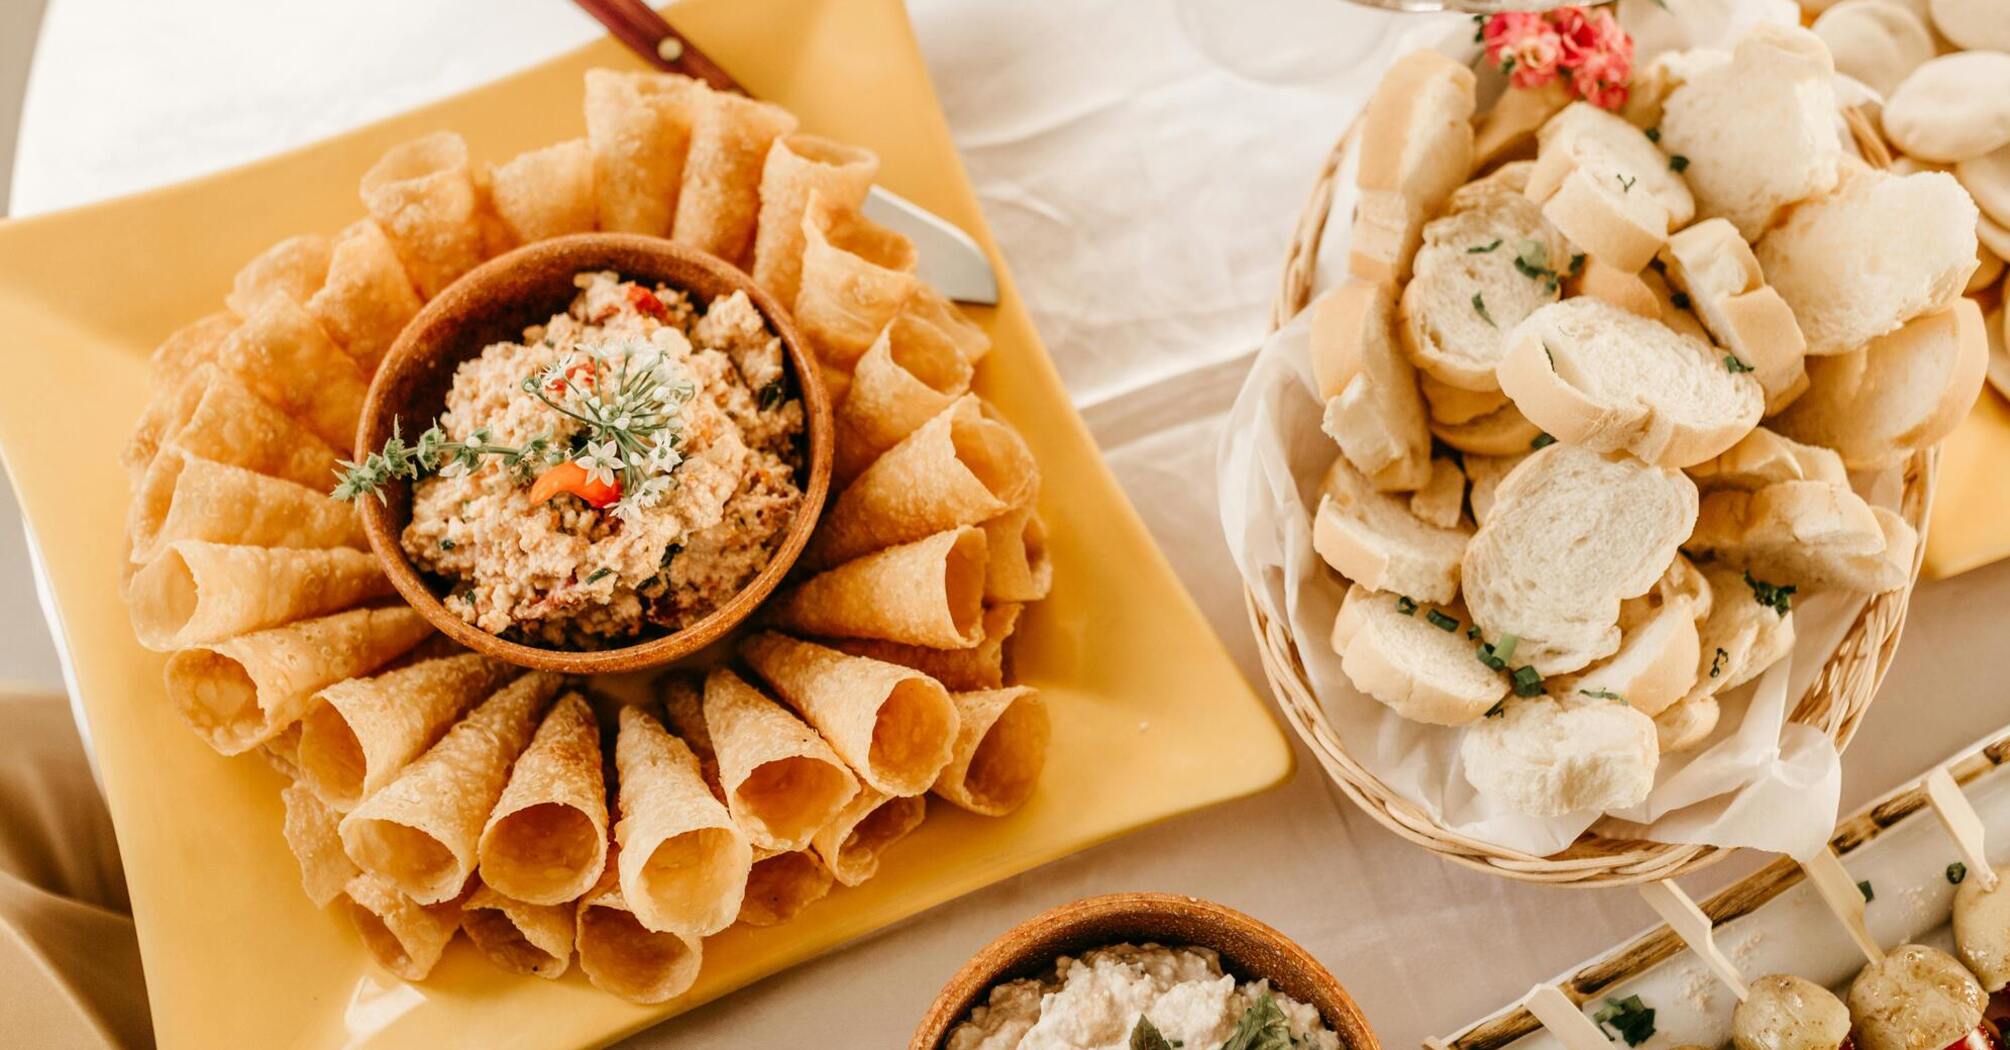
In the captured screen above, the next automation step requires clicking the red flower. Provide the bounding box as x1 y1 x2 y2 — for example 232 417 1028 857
1485 6 1633 111
1483 11 1564 89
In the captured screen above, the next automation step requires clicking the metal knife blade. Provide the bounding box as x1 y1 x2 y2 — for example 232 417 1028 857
864 186 999 306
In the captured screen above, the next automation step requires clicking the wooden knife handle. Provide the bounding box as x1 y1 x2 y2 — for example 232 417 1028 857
570 0 745 95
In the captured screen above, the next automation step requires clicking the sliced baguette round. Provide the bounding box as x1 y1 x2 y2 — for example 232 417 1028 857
1660 218 1810 412
1497 297 1764 468
1755 168 1980 356
1399 179 1567 391
1408 455 1466 530
1658 23 1842 240
1682 562 1796 706
1461 451 1529 527
1459 693 1660 818
1687 426 1850 493
1330 585 1506 726
1428 400 1544 456
1654 695 1720 753
1349 51 1477 285
1688 480 1918 593
1814 0 1936 98
1771 299 1988 471
1461 443 1699 675
1312 454 1471 605
1313 281 1432 491
1550 593 1701 718
1534 102 1696 230
1420 371 1508 426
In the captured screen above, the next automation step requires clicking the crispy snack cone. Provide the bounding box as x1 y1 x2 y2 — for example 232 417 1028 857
128 452 365 564
123 367 342 489
281 779 359 907
227 233 331 317
828 602 1023 692
811 788 926 887
983 505 1052 602
129 542 391 651
698 668 858 853
462 882 574 979
575 850 702 1004
772 527 989 649
739 632 959 796
832 312 974 480
659 676 724 795
164 606 431 755
215 291 369 448
148 312 237 380
305 220 424 374
297 654 518 812
478 691 610 906
340 872 462 981
612 706 752 937
487 138 597 244
901 283 990 363
750 134 877 308
673 92 797 265
342 672 562 904
810 396 1036 566
739 848 834 927
934 687 1048 817
359 131 491 299
793 194 919 370
263 721 304 780
584 70 702 236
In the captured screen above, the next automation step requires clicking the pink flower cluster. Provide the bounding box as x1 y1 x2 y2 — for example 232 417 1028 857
1480 7 1633 110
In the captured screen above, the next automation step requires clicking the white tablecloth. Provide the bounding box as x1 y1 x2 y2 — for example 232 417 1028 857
16 2 2010 1047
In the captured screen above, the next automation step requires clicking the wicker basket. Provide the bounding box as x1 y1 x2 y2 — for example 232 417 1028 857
1246 105 1938 886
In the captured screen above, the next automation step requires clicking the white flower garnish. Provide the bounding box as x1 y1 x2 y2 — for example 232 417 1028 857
575 440 623 488
642 439 683 476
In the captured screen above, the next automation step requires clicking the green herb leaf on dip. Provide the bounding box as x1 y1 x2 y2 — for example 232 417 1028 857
1129 1016 1175 1050
1221 993 1293 1050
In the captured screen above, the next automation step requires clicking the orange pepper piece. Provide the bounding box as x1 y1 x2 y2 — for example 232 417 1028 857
527 461 621 508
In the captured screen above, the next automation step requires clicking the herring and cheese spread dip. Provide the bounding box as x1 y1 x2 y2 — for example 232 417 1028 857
375 271 803 647
946 944 1341 1050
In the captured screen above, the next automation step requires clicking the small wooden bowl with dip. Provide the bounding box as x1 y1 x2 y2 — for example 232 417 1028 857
356 233 833 675
910 892 1379 1049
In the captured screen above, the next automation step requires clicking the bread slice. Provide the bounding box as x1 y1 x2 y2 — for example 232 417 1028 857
1311 281 1432 490
1399 178 1569 391
1420 371 1508 425
1529 104 1695 271
1681 562 1796 706
1428 399 1545 456
1461 443 1699 675
1498 297 1765 468
1535 103 1697 230
1658 24 1842 240
1688 427 1849 492
1550 592 1702 718
1771 299 1988 470
1654 696 1720 753
1462 451 1529 526
1349 51 1477 285
1569 255 1659 319
1474 82 1570 170
1659 219 1810 412
1409 456 1466 529
1688 480 1918 593
1657 553 1714 622
1755 167 1980 356
1459 693 1660 817
1312 454 1471 604
1330 585 1506 726
1621 48 1730 130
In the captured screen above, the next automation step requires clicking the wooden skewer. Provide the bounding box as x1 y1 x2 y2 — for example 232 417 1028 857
1524 984 1618 1050
1638 879 1750 1001
1799 847 1885 966
1925 766 2001 892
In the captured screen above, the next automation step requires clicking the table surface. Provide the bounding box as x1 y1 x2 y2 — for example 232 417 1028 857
15 2 2010 1047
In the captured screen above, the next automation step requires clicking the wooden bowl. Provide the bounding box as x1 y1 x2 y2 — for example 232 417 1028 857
355 233 833 675
908 893 1379 1049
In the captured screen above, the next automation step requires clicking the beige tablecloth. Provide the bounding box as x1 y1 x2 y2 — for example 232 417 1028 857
12 2 2010 1048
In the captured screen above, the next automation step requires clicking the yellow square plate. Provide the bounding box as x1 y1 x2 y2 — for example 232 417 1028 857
0 1 1291 1047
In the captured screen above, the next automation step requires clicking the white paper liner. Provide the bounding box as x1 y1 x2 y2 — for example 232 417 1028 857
1217 0 1908 859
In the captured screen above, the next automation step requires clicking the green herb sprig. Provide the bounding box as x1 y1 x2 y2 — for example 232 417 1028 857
1594 995 1656 1047
332 421 566 504
1744 572 1796 616
1221 993 1293 1050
